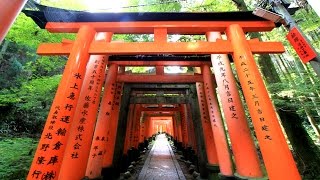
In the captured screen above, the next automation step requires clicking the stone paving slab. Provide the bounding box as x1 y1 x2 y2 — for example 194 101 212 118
138 134 186 180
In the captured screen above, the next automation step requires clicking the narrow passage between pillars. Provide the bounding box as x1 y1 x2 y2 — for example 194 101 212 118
138 134 186 180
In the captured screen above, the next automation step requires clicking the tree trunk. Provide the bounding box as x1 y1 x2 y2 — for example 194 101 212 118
277 104 320 179
0 39 9 59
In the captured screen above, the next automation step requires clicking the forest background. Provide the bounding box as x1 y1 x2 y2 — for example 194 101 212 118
0 0 319 179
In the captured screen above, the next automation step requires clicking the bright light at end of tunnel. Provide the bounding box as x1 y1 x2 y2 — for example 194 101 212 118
82 0 128 12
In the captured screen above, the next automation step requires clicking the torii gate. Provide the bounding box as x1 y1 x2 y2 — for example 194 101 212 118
17 6 302 180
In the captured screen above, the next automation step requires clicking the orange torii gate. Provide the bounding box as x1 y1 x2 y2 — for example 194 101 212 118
21 8 301 180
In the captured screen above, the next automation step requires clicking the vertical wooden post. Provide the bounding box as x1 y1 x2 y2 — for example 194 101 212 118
84 64 118 179
0 0 27 43
226 24 301 180
133 105 142 148
123 104 135 155
186 104 197 154
206 32 263 178
101 83 124 176
139 112 146 147
180 104 189 148
175 112 183 145
27 26 96 180
201 65 234 177
195 82 219 168
59 32 112 180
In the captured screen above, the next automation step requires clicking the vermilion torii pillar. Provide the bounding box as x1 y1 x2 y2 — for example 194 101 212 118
186 104 197 154
179 104 189 149
133 105 142 149
226 24 300 180
27 26 96 180
0 0 27 43
206 32 263 178
102 82 123 172
123 104 136 156
58 32 112 180
84 64 118 179
195 83 219 174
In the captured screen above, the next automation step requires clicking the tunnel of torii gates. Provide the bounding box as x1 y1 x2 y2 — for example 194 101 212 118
7 5 306 180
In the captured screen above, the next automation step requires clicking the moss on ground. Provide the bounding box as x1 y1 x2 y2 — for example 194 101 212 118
0 137 38 180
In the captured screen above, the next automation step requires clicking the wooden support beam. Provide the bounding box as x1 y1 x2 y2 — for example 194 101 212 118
117 74 203 83
45 21 276 34
140 107 180 111
109 61 211 66
37 40 284 55
130 96 187 104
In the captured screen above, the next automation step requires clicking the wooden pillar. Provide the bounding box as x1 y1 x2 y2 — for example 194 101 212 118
180 104 189 148
189 85 208 177
195 83 219 166
133 105 142 148
83 64 118 179
101 83 123 175
27 26 96 180
175 112 183 144
206 32 263 178
0 0 27 43
58 32 112 180
144 116 150 139
186 103 197 153
123 104 135 155
226 24 300 180
201 65 234 177
139 112 146 145
110 84 131 178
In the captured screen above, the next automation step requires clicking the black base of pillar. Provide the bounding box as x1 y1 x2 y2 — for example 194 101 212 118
177 142 183 151
120 154 129 172
234 173 268 180
81 176 103 180
206 164 220 180
218 173 237 180
101 166 117 180
138 143 144 151
144 140 149 149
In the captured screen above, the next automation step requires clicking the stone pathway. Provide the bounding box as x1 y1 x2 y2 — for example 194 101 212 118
138 134 186 180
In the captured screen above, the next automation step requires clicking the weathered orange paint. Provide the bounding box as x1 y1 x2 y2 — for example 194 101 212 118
206 32 263 178
156 66 164 75
102 83 123 168
226 24 300 180
180 104 189 148
84 64 118 179
133 105 142 148
0 0 27 43
45 21 276 33
27 26 96 180
139 113 146 144
195 82 219 165
123 104 135 155
173 113 183 143
58 32 112 180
